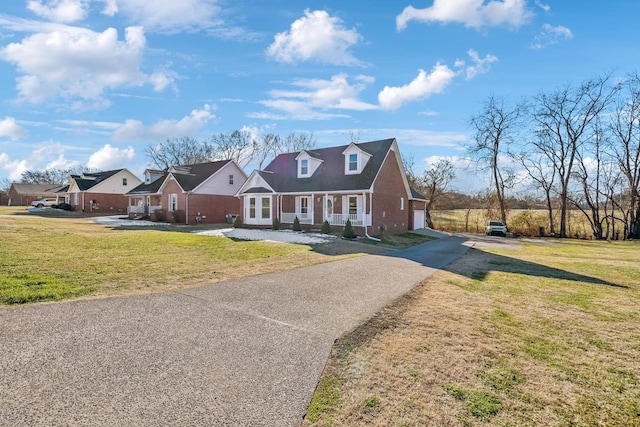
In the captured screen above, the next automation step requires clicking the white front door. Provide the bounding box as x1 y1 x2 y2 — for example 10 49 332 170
244 195 272 225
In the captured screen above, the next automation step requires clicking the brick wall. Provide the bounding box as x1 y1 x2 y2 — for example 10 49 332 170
371 150 409 234
187 194 241 224
81 193 130 213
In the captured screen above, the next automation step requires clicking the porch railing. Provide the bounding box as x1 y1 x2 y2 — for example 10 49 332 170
325 213 370 227
281 212 313 224
128 205 162 214
280 212 371 227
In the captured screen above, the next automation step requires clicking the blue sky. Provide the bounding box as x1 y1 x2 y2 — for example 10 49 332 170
0 0 639 191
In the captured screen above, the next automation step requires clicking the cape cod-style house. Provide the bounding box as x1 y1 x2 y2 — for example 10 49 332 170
127 160 247 225
236 138 427 235
63 169 142 213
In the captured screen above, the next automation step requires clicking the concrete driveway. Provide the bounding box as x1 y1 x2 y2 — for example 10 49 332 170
0 234 471 426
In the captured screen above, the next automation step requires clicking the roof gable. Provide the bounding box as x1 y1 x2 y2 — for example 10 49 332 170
260 138 396 193
155 160 237 194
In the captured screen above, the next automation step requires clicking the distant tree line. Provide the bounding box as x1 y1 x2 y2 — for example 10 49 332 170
144 130 316 170
468 71 640 240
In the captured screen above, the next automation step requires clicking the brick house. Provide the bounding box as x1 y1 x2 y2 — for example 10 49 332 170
64 169 142 213
236 138 427 235
7 183 65 206
127 160 247 225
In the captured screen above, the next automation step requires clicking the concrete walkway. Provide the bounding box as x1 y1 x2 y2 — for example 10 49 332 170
0 235 471 426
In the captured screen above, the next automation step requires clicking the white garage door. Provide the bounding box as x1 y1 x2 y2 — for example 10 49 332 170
413 210 425 230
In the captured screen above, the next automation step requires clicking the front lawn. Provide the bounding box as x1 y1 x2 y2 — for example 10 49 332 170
304 239 640 426
0 207 357 304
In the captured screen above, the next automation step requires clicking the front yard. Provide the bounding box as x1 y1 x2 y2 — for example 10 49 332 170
303 239 640 426
0 207 426 304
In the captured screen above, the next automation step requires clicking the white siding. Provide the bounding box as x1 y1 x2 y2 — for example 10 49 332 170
195 162 247 195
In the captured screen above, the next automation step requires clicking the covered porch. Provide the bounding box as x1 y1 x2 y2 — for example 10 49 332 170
127 194 162 216
279 192 372 228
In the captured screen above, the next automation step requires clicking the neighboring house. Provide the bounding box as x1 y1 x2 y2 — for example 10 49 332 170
127 160 247 225
236 138 427 235
7 183 65 206
64 169 142 213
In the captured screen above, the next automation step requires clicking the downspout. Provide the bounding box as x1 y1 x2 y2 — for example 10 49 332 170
363 190 381 242
185 192 189 225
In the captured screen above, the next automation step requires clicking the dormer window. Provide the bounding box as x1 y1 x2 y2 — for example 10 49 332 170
296 151 323 178
343 143 371 175
348 154 358 171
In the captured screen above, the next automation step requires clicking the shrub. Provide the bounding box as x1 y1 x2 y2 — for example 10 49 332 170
293 216 302 232
342 219 356 239
321 220 331 234
272 217 281 230
57 203 73 211
233 215 243 228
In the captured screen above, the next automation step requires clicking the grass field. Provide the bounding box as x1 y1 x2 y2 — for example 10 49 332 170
0 206 370 305
431 209 627 239
303 239 640 426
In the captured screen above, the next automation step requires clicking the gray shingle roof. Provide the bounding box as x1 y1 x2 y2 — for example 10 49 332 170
257 139 395 193
128 160 232 195
9 183 65 195
70 169 122 191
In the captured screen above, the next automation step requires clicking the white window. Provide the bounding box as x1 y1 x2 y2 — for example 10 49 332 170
122 178 128 186
348 196 358 215
168 193 178 212
400 197 404 210
348 154 358 171
261 197 270 219
229 174 234 185
300 159 308 176
249 197 256 219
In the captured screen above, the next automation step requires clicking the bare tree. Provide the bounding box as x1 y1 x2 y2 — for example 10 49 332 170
570 120 607 239
20 167 85 184
532 75 617 237
145 137 214 169
0 178 11 192
209 130 255 167
420 159 455 228
609 72 640 238
253 133 281 170
468 95 524 225
281 131 316 153
516 150 557 235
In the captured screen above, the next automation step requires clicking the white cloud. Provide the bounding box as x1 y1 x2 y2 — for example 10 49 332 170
0 26 173 106
1 155 29 182
456 49 499 79
535 1 551 12
267 9 364 66
112 105 215 141
531 23 573 49
252 74 376 120
27 0 89 23
378 64 457 110
87 144 135 170
105 0 222 34
100 0 119 16
397 0 532 30
45 153 80 170
0 117 28 140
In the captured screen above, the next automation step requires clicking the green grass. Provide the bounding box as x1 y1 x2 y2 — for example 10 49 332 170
0 207 347 304
305 377 342 424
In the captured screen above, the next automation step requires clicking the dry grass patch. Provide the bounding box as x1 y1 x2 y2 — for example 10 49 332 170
303 240 640 426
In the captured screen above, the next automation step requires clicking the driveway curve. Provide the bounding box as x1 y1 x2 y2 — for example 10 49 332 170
1 234 471 426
